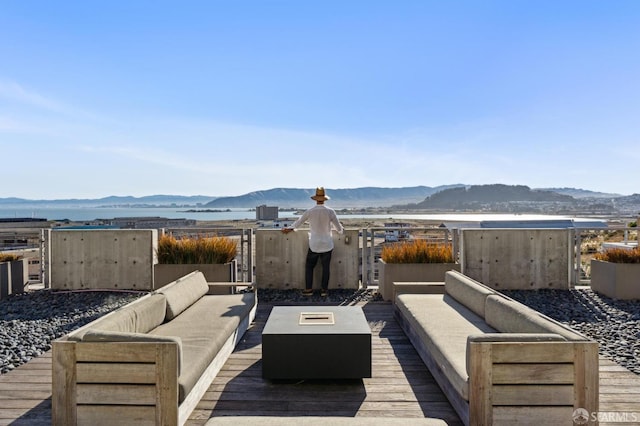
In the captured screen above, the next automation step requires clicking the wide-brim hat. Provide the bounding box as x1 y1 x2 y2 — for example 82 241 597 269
311 187 330 201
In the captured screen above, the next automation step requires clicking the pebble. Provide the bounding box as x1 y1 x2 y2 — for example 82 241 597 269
0 290 144 374
1 287 638 376
502 288 640 375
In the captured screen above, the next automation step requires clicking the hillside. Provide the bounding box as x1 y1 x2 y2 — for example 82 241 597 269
203 185 464 208
1 186 635 213
0 195 215 207
409 184 577 211
538 187 622 199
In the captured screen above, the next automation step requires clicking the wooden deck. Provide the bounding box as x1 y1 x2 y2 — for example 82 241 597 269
1 302 640 425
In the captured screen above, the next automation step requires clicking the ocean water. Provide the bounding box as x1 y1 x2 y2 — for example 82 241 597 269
0 206 277 222
0 205 599 224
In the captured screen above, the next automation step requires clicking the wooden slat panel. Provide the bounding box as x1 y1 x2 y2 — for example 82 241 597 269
493 406 574 425
493 385 574 405
76 342 160 362
77 405 156 426
77 383 156 405
492 342 575 363
77 362 156 384
492 363 574 384
469 342 493 425
51 341 77 426
574 342 600 413
156 341 179 426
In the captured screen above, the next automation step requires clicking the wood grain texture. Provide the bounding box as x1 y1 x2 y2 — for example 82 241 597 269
0 303 638 426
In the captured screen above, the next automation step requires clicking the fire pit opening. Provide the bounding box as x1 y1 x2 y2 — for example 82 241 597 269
299 312 335 325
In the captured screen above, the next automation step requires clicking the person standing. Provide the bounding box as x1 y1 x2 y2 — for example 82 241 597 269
282 187 344 296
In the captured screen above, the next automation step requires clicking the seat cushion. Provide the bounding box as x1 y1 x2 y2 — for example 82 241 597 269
395 293 496 401
149 292 256 402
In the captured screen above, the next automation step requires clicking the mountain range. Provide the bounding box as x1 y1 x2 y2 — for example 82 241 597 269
202 185 463 208
1 185 638 214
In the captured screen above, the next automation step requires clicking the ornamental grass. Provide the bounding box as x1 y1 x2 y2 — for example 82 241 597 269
381 239 455 264
157 234 237 264
594 247 640 264
0 253 22 262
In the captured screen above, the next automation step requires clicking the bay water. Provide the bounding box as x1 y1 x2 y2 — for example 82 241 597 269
0 205 597 224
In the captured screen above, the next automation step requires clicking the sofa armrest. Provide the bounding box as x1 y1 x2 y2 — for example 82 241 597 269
52 339 180 426
207 282 254 295
467 339 599 425
83 330 183 374
392 281 445 302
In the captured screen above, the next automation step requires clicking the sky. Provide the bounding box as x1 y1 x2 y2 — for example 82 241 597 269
1 1 639 199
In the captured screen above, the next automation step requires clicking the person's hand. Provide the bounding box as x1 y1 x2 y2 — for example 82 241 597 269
281 228 293 234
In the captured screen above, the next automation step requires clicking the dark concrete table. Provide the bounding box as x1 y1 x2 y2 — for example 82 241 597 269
262 306 372 379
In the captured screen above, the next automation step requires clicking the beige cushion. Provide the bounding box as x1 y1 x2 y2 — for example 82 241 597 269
444 271 495 318
150 292 256 402
157 271 209 320
67 293 167 341
395 293 496 401
484 294 588 341
82 330 183 374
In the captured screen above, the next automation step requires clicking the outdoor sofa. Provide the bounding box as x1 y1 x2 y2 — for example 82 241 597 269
52 270 256 426
394 270 599 426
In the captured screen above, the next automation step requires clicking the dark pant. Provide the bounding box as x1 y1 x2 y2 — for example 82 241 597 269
305 248 332 290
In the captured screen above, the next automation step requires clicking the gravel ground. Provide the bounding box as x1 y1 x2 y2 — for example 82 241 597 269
502 288 640 375
0 289 144 374
1 287 638 375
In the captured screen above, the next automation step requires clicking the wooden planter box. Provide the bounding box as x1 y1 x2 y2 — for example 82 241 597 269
0 262 10 300
154 260 236 289
590 259 640 300
378 260 460 301
0 259 27 300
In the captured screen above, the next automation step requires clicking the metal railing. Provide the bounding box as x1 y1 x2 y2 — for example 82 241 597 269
2 225 638 288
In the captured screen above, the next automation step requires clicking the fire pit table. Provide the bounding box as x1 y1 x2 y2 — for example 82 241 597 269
262 306 372 379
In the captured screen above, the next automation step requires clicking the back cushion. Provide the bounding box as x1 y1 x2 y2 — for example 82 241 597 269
68 293 166 340
445 271 495 318
485 294 587 340
157 271 209 320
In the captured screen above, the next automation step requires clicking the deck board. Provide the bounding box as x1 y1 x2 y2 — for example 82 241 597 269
1 302 639 425
187 303 463 424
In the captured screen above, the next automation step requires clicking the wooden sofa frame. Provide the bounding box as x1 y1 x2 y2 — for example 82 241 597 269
52 283 255 426
394 279 599 425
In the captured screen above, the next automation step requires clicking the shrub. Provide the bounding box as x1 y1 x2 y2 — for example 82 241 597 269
594 248 640 264
381 239 454 264
157 234 237 264
0 253 23 262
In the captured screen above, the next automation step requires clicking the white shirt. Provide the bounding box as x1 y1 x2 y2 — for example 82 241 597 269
291 204 344 253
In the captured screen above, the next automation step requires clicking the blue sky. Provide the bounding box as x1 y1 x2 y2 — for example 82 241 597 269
1 1 639 199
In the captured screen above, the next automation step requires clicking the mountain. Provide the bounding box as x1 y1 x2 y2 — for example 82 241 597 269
409 184 576 211
2 186 637 213
0 195 216 207
203 186 465 208
613 193 640 215
540 187 622 199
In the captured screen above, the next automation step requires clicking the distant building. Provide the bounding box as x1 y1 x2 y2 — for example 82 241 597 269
107 217 196 229
0 218 49 228
0 218 51 250
256 205 279 221
258 218 295 229
384 222 412 242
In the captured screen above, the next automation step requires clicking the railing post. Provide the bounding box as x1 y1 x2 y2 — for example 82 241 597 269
360 228 368 288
